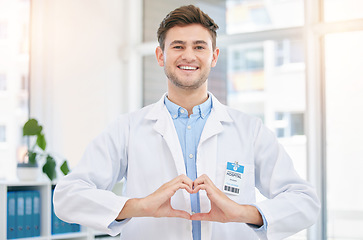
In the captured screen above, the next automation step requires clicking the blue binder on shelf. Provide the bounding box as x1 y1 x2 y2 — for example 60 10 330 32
60 221 68 234
71 223 81 232
51 188 61 234
24 191 33 237
33 190 41 237
51 188 81 235
16 191 26 238
7 191 16 239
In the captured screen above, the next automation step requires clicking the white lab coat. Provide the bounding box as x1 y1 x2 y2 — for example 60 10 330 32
54 94 320 240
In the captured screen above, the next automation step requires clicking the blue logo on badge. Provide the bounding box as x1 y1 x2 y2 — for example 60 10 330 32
227 162 244 173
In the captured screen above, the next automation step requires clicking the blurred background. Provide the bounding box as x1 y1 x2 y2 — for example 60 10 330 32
1 0 363 239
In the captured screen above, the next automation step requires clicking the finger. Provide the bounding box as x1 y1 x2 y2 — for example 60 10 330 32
169 175 193 190
193 175 205 186
153 183 190 200
166 177 193 192
193 183 225 203
169 209 191 220
194 174 221 194
190 212 212 221
179 174 194 190
195 174 211 183
192 184 207 194
178 183 193 194
193 174 213 188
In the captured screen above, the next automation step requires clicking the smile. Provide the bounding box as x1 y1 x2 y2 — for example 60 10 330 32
178 65 198 70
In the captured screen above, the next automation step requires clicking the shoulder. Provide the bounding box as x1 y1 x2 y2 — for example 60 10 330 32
213 98 262 126
107 102 160 132
211 99 264 141
226 106 260 123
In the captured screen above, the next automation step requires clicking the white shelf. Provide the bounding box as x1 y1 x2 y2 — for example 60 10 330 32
0 181 117 240
8 237 49 240
50 231 88 240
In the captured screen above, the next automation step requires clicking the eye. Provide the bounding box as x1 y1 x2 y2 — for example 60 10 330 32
173 45 183 49
196 46 205 50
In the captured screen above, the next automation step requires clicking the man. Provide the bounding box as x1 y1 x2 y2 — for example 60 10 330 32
54 5 320 240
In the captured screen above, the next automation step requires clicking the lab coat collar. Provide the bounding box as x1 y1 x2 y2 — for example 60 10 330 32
164 94 212 119
145 92 233 123
209 93 233 123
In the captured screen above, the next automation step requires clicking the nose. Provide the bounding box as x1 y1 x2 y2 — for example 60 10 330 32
181 47 196 62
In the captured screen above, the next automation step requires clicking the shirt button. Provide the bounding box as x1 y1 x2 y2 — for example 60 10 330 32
180 109 185 113
201 114 205 118
192 211 196 214
189 154 193 159
187 125 191 130
173 114 177 118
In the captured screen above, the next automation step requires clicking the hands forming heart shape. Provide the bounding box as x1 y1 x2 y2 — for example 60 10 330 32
135 174 262 226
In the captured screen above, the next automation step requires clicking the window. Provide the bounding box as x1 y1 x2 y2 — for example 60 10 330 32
0 0 30 179
232 47 264 72
143 55 166 106
274 112 304 138
275 39 304 67
324 0 363 22
226 0 304 34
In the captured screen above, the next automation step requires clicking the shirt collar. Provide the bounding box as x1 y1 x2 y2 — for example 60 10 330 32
164 94 212 119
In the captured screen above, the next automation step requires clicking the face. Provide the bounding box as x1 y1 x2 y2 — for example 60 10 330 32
155 24 219 91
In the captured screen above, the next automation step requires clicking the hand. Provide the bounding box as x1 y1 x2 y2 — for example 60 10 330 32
190 174 263 226
117 174 194 220
141 174 194 219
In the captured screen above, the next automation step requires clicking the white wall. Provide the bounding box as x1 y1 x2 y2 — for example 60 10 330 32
30 0 128 168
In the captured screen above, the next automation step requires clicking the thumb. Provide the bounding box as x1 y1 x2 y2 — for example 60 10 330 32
169 209 191 220
190 212 211 221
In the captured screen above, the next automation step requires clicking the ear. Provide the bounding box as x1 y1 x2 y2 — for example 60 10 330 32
211 47 220 68
155 46 165 67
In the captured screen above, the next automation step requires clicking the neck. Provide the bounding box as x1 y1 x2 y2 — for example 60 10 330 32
167 84 208 116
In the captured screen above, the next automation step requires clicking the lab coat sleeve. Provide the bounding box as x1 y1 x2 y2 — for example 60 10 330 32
53 115 130 236
252 120 320 240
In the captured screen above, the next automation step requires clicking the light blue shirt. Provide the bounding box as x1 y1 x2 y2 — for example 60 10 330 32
165 95 212 240
164 95 268 239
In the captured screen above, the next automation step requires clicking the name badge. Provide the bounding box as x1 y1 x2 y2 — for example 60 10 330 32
223 162 244 195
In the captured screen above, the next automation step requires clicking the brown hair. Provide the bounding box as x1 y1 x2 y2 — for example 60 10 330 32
157 5 219 51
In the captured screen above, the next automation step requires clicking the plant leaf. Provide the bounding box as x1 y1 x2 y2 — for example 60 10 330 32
36 133 46 150
42 155 56 180
60 160 70 175
28 151 37 164
23 119 43 136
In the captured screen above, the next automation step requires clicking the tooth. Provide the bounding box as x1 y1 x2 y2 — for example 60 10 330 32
180 66 197 70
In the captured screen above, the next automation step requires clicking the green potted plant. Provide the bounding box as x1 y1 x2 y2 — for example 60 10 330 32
18 118 69 181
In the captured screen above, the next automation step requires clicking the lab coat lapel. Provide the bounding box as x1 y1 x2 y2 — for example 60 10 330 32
153 112 186 177
198 109 223 240
198 94 233 183
145 95 190 206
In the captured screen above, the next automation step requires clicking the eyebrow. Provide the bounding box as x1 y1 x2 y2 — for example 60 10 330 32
170 40 209 46
170 40 186 46
194 40 208 46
